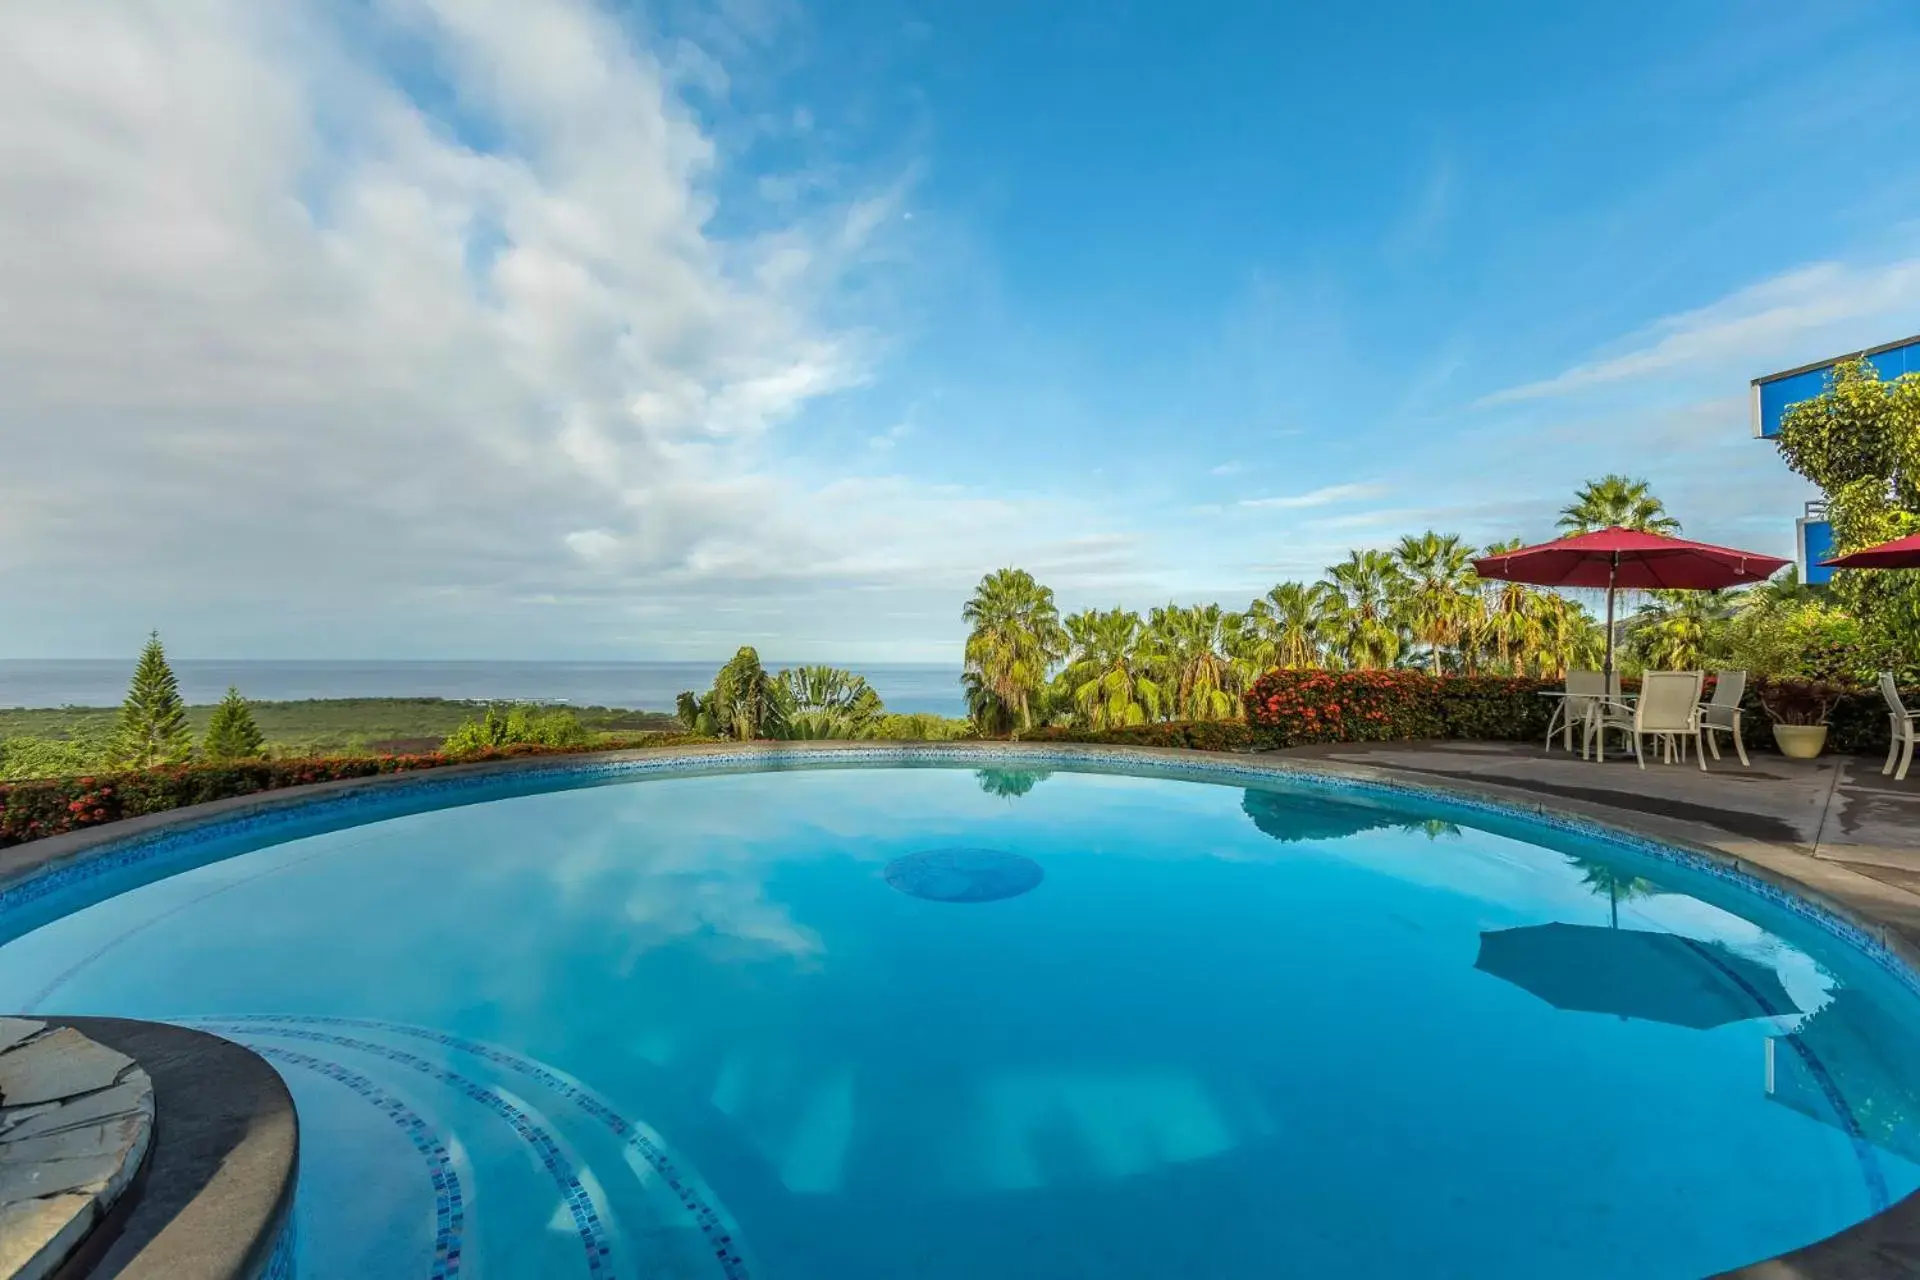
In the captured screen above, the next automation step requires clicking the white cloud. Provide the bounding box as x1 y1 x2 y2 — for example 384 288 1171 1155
1209 461 1243 476
1238 482 1387 510
1477 255 1920 407
0 0 1142 659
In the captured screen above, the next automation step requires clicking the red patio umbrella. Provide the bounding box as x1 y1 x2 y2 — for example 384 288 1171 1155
1473 527 1789 680
1821 532 1920 570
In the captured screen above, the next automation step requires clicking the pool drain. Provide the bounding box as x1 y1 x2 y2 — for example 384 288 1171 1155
883 848 1044 903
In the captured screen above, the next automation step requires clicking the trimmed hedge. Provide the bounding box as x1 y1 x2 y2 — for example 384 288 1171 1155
1017 721 1258 752
1245 670 1557 747
0 735 710 849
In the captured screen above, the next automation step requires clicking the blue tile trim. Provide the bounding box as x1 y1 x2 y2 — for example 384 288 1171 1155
248 1044 465 1279
196 1022 614 1278
218 1015 751 1280
8 746 1913 1005
1676 935 1889 1211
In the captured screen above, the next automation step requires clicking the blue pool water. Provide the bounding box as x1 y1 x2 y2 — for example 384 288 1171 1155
3 759 1919 1278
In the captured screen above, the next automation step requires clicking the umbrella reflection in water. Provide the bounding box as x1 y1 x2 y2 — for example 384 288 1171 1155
1475 923 1799 1031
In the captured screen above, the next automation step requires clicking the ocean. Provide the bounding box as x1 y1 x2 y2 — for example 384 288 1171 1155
0 660 968 717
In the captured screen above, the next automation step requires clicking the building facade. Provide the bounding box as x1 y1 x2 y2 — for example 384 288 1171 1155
1751 334 1920 585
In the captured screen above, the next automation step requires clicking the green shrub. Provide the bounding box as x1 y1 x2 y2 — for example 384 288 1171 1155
441 704 589 754
865 713 977 741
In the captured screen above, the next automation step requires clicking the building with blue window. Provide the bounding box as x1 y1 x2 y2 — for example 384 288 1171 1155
1751 333 1920 585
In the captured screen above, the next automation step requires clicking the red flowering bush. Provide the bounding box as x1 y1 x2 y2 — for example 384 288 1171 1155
0 734 710 849
1244 669 1557 747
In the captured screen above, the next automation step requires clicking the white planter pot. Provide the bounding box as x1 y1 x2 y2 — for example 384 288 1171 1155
1771 724 1828 759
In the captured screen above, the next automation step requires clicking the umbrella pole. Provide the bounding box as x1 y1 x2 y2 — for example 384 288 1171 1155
1603 553 1618 687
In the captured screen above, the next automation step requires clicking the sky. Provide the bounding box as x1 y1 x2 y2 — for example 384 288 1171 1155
4 0 1920 663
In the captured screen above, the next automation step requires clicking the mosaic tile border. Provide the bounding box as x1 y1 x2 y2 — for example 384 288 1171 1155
8 743 1918 1011
195 1022 615 1279
248 1044 466 1279
220 1015 751 1280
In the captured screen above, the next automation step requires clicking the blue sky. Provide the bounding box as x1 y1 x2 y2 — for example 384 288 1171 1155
2 0 1919 661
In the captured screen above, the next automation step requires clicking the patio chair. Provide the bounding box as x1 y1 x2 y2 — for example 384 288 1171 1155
1880 672 1918 782
1585 671 1706 770
1546 670 1608 752
1698 669 1750 768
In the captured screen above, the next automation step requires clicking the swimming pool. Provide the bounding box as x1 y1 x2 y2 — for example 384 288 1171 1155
3 751 1918 1278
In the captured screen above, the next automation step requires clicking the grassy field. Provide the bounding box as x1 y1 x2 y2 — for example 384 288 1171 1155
0 698 681 755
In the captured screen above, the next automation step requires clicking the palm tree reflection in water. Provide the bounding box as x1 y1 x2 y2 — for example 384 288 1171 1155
977 768 1052 799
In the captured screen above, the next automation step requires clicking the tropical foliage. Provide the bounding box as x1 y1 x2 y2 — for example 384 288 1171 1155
676 647 788 740
1558 474 1682 535
958 525 1615 736
778 665 886 739
963 569 1068 731
1773 356 1920 675
676 649 973 742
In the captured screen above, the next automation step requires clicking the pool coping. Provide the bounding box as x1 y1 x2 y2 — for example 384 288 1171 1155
41 1018 295 1280
5 739 1920 1278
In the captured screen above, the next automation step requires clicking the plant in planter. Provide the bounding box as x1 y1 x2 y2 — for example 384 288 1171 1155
1750 676 1847 758
1729 599 1868 759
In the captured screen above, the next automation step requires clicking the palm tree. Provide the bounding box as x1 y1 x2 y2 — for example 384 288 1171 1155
1558 474 1681 535
962 568 1068 731
1391 531 1479 674
1629 591 1732 671
1143 603 1238 721
1244 582 1338 670
1218 608 1270 701
1325 550 1404 670
777 665 886 739
1061 608 1162 728
1535 594 1606 678
1479 538 1543 674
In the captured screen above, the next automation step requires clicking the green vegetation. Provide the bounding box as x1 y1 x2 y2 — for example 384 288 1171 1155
962 568 1066 733
202 687 266 761
956 523 1613 735
675 647 787 740
778 666 886 739
113 632 193 768
675 647 975 742
441 704 591 753
1773 355 1920 676
1557 473 1682 535
0 697 683 781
